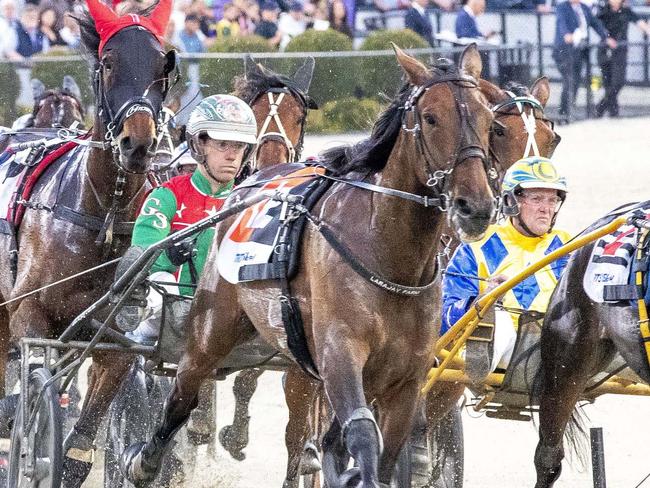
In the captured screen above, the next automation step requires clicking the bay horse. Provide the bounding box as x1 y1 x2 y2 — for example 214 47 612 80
218 76 562 485
416 76 562 487
531 208 650 487
122 44 497 488
0 0 176 486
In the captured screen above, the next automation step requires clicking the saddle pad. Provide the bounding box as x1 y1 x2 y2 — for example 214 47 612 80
218 165 325 284
583 202 650 303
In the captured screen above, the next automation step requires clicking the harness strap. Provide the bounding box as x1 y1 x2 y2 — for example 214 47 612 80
320 174 448 210
310 218 438 296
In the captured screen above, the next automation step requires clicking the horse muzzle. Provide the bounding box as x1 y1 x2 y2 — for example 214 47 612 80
448 194 496 242
116 111 158 173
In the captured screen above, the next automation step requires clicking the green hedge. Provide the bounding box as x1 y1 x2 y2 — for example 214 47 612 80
0 63 20 125
307 97 383 133
358 29 429 100
199 35 275 93
284 29 354 105
31 51 93 107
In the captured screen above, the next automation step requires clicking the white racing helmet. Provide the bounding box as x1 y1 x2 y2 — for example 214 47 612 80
186 94 257 163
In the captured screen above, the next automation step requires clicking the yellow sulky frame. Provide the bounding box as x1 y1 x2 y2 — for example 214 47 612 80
422 215 650 399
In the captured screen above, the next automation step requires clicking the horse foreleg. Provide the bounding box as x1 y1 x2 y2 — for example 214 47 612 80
218 367 263 460
282 366 320 488
62 353 134 488
121 281 253 486
320 338 382 488
376 379 421 486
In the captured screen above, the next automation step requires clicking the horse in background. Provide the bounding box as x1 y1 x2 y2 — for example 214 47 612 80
415 75 562 487
532 207 650 487
0 76 85 153
0 0 177 486
121 44 497 488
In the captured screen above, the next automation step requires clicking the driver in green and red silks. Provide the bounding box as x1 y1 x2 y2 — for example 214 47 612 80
116 94 257 339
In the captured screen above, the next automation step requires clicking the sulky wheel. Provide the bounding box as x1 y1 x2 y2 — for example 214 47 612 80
8 367 63 488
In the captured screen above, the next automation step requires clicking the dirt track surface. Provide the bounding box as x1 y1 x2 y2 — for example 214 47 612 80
88 117 650 488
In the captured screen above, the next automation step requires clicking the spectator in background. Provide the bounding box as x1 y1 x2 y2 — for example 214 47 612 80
255 0 282 47
405 0 435 45
238 0 259 35
374 0 410 13
329 0 352 37
0 0 20 60
214 2 241 38
596 0 650 117
39 7 66 48
178 13 207 53
553 0 616 123
278 1 306 49
455 0 496 40
15 5 48 58
187 0 217 38
60 13 81 49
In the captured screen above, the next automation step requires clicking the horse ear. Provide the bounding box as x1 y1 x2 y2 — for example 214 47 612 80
148 0 172 37
393 43 430 86
31 79 45 100
244 54 264 79
292 57 315 94
459 43 483 80
62 75 81 100
478 78 504 105
530 76 550 108
86 0 118 33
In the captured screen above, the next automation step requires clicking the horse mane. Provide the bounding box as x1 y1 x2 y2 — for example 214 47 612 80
233 67 307 105
322 57 457 176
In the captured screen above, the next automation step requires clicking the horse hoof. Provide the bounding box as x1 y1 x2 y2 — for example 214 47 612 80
120 442 157 487
218 425 246 461
339 467 361 488
299 441 321 475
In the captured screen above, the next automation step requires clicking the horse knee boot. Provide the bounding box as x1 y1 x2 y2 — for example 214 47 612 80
341 408 383 487
61 428 95 488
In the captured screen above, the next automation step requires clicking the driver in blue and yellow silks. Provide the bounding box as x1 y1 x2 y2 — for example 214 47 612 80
441 156 571 370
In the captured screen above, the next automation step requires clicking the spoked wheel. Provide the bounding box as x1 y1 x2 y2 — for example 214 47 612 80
8 368 63 488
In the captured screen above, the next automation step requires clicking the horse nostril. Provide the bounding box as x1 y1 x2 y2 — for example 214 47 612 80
120 136 133 154
453 197 474 218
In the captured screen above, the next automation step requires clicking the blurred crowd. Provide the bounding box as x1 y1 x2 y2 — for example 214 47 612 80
0 0 648 62
0 0 356 61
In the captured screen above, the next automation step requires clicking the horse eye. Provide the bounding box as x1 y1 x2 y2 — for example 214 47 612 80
423 114 436 126
492 124 505 137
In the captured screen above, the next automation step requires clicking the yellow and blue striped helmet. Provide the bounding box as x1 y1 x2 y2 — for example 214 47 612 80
502 156 568 195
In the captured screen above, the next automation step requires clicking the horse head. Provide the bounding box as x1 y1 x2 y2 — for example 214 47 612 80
235 55 318 170
31 77 85 129
79 0 177 173
479 76 560 178
394 44 497 242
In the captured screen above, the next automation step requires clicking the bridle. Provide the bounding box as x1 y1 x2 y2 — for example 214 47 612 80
250 87 308 170
34 91 84 129
490 92 558 165
93 32 178 174
400 71 498 211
